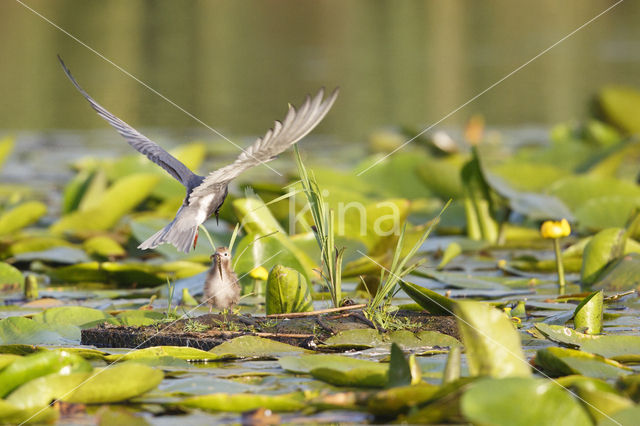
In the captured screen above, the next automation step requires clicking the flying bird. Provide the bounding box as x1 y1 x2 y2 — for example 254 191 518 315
204 246 240 312
58 57 338 252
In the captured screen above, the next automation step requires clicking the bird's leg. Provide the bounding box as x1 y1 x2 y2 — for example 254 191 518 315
208 304 212 314
193 230 199 250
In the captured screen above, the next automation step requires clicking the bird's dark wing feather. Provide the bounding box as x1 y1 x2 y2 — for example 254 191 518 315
189 87 338 201
58 56 196 186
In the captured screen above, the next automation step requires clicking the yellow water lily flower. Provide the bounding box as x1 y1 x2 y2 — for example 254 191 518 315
540 219 571 239
249 266 269 281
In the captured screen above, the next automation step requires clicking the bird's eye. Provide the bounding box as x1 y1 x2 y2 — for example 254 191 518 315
224 253 228 257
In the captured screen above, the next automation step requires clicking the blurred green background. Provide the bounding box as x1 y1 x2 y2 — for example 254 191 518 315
1 0 639 140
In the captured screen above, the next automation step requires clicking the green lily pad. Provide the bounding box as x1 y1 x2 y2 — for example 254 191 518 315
209 335 309 359
0 317 65 345
490 162 569 192
461 377 592 426
0 136 14 169
535 347 630 379
310 365 388 388
593 253 640 292
6 237 74 256
83 236 126 259
14 246 91 264
115 310 165 327
321 329 385 350
0 349 91 397
265 265 313 315
535 323 640 359
51 173 160 234
575 196 640 231
0 262 24 290
598 406 640 426
598 86 640 134
31 306 111 329
64 363 163 403
279 354 386 375
548 175 640 212
0 201 47 235
105 346 226 362
581 228 626 285
455 301 531 378
178 392 306 412
365 383 439 416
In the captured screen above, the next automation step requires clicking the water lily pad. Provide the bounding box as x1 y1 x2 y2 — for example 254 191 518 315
460 377 591 426
48 262 165 286
397 281 456 315
6 237 74 256
575 196 640 231
14 246 91 264
0 349 91 397
209 335 309 359
490 162 569 192
115 310 164 326
593 253 640 292
310 365 388 388
64 363 163 403
0 201 47 235
279 354 386 375
598 406 640 426
535 323 640 359
535 347 630 379
455 301 531 378
83 236 126 259
105 346 226 362
598 86 640 134
178 392 306 412
0 262 24 290
0 317 65 345
549 175 640 212
581 228 626 286
51 173 160 234
321 329 385 350
416 270 509 291
31 306 111 329
365 383 439 416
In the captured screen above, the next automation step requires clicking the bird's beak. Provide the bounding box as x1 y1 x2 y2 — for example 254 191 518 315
217 255 223 278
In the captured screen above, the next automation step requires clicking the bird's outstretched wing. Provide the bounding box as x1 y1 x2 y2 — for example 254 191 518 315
58 56 197 186
189 87 338 200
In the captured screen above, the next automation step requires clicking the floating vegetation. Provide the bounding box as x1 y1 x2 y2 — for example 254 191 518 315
1 86 640 423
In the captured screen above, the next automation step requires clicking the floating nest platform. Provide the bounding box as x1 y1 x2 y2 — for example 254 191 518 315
81 308 458 351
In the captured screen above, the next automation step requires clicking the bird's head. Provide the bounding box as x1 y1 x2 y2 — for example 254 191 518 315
210 246 231 262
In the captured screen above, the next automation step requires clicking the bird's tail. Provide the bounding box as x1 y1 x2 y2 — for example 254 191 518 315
138 217 197 253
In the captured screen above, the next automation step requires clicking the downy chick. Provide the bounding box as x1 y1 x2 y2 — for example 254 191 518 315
204 247 240 312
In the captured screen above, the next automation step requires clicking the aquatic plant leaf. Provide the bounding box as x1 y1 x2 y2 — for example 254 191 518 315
0 262 24 291
232 197 316 275
460 377 591 426
0 317 65 345
556 375 633 423
416 154 466 199
549 175 640 212
598 406 640 426
77 169 108 212
105 346 226 362
310 366 388 388
265 265 313 315
574 291 604 334
48 261 165 287
455 301 531 378
490 161 569 192
209 335 309 359
535 323 640 359
581 228 626 285
64 363 163 403
593 253 640 292
355 152 433 199
416 270 509 291
0 399 58 424
83 236 126 259
0 201 47 235
398 281 456 315
321 329 385 350
365 383 439 416
0 136 14 170
0 349 91 397
5 236 74 256
535 347 630 379
178 392 306 412
14 246 90 264
31 306 111 329
575 196 640 231
437 242 462 269
387 343 416 388
598 86 640 134
51 173 160 234
279 354 386 375
0 354 20 369
115 310 164 327
6 371 89 410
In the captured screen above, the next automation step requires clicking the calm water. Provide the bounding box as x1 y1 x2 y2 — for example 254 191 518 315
1 0 640 142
